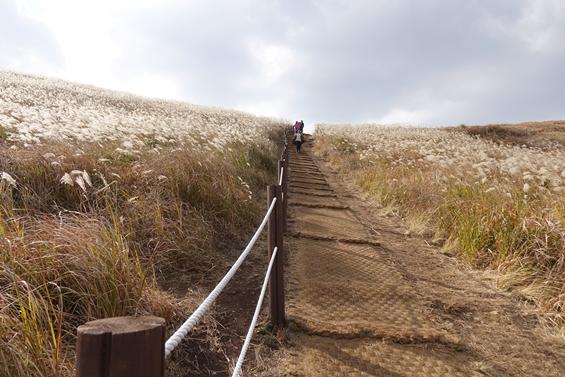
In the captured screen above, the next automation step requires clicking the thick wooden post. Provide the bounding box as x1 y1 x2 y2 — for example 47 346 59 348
282 157 288 233
267 185 286 329
274 185 285 328
76 316 165 377
267 185 279 327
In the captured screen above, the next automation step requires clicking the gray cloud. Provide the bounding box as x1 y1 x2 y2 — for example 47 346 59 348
2 0 565 126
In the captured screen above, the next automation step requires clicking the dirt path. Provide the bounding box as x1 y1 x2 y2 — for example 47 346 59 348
278 136 564 377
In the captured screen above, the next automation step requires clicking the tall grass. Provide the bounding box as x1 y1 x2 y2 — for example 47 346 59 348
0 124 8 141
315 129 564 326
0 126 283 376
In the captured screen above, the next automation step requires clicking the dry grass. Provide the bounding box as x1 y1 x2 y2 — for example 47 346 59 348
0 124 8 141
0 138 284 376
452 121 565 148
0 72 286 376
314 125 564 330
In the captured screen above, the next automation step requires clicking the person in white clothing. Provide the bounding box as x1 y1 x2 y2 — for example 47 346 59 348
293 131 303 153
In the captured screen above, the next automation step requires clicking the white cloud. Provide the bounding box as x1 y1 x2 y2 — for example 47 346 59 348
249 42 294 85
2 0 565 126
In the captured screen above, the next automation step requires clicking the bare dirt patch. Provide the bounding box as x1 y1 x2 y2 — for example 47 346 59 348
162 236 279 377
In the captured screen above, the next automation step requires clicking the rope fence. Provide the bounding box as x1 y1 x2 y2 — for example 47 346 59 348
164 197 277 357
231 246 278 377
75 131 290 377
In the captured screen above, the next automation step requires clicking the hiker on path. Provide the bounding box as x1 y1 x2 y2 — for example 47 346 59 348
293 121 300 132
299 120 304 133
293 130 304 153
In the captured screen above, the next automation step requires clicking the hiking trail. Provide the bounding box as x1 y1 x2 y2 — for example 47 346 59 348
276 135 564 377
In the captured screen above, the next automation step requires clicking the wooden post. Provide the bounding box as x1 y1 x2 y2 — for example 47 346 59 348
267 185 286 329
277 158 286 233
280 137 287 161
274 185 286 328
267 185 279 328
281 158 288 233
76 316 165 377
277 158 285 231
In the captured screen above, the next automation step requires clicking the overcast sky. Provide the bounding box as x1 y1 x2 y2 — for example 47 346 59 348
1 0 565 126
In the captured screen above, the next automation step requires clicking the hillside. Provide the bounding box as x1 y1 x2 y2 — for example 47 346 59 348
0 71 286 377
452 121 565 148
313 124 564 325
0 71 278 146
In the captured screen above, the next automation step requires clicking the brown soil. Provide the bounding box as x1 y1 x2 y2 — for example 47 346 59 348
162 237 272 376
272 136 565 376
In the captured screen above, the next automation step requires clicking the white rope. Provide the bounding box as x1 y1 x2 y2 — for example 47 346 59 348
278 167 284 186
164 198 277 357
231 246 278 377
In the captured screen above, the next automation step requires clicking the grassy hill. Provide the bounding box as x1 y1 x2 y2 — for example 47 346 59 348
0 71 286 377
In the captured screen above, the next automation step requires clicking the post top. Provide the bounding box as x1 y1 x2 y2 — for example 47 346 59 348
77 316 165 335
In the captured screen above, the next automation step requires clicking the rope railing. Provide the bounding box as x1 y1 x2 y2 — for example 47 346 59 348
231 246 278 377
164 197 277 357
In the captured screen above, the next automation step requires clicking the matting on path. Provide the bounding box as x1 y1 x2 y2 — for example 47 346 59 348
284 335 483 377
289 192 342 207
286 238 454 341
281 141 470 376
290 207 369 240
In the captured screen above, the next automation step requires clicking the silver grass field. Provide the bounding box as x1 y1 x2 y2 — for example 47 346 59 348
0 72 285 377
